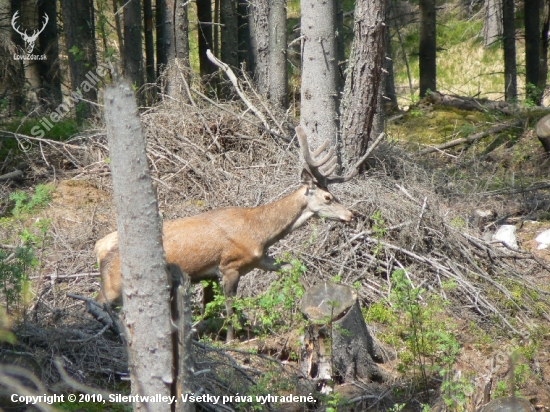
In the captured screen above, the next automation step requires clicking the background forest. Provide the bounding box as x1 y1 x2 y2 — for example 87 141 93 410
1 0 550 411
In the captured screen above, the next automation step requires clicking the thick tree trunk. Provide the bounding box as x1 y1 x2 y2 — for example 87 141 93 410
61 0 98 119
419 0 436 97
300 0 339 150
249 0 270 95
525 0 541 103
123 0 144 92
221 0 239 68
104 81 173 412
340 0 385 170
197 0 217 79
9 0 26 112
268 0 287 110
502 0 517 101
143 0 156 84
483 0 503 46
300 283 386 382
37 0 62 107
19 0 40 96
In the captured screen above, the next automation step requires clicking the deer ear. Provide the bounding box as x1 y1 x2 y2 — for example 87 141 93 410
301 169 316 189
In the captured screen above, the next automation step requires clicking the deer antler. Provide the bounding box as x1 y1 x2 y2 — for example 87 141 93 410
296 125 386 186
11 11 26 37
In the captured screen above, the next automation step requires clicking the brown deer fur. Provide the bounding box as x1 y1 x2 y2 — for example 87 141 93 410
95 170 352 339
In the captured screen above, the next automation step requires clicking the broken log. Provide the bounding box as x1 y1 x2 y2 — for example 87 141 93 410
300 282 387 383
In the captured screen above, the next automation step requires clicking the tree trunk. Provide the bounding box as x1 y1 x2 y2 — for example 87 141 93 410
384 0 398 110
156 0 172 74
123 0 144 93
197 0 217 79
540 0 550 91
221 0 239 68
104 80 173 412
37 0 62 108
113 0 125 57
340 0 385 170
174 0 190 65
300 0 339 151
61 0 98 119
19 0 40 97
9 0 26 112
502 0 517 101
483 0 503 47
249 0 270 95
237 0 253 70
419 0 436 97
300 282 386 382
525 0 541 103
268 0 287 110
143 0 156 84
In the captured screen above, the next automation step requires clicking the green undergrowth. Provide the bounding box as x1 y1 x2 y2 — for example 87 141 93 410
197 257 307 340
0 185 54 315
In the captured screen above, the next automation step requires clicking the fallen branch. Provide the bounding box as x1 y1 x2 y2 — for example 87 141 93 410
0 169 24 182
419 119 523 155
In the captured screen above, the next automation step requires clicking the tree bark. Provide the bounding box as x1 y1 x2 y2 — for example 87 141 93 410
123 0 144 92
300 282 385 382
144 0 156 84
61 0 98 119
9 0 26 112
483 0 503 47
197 0 218 79
221 0 239 68
174 0 190 65
156 0 173 74
419 0 437 97
525 0 541 103
249 0 270 95
37 0 62 107
340 0 385 170
502 0 517 101
113 0 125 57
268 0 287 110
237 0 253 70
104 81 173 412
541 0 550 92
300 0 339 151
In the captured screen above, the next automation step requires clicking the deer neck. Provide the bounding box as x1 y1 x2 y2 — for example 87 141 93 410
253 186 312 248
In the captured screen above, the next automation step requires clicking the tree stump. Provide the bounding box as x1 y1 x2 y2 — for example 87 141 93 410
535 113 550 156
481 397 535 412
300 282 386 383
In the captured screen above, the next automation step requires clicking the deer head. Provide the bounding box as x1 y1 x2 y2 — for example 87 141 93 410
12 11 49 54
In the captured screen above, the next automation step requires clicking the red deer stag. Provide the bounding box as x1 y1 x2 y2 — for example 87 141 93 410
95 126 356 340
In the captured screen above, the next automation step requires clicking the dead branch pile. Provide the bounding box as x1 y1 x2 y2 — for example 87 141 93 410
1 64 549 394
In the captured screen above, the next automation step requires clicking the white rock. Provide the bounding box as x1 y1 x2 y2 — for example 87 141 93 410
535 229 550 246
492 225 518 250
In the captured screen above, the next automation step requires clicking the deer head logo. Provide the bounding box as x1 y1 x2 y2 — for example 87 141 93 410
11 11 49 54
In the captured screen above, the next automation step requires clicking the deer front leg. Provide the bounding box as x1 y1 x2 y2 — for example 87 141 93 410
221 269 240 341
